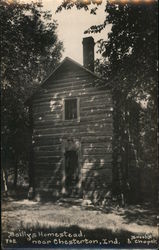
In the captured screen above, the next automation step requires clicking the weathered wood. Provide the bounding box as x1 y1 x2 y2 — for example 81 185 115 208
32 96 112 109
33 163 63 170
33 91 112 104
30 59 113 199
32 102 113 115
33 123 113 136
46 74 94 85
82 162 112 169
33 131 113 140
34 151 61 157
33 117 113 128
82 142 112 148
41 80 93 92
34 158 61 164
82 154 112 163
81 109 113 117
34 164 62 169
33 135 112 147
35 170 63 177
34 120 112 129
34 155 61 159
32 137 61 146
81 103 113 110
34 145 61 151
81 167 112 174
83 148 112 155
33 105 62 114
33 113 113 125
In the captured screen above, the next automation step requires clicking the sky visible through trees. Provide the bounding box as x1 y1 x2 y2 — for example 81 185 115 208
14 0 112 63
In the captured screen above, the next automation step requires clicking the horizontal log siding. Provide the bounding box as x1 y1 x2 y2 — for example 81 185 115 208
32 65 113 195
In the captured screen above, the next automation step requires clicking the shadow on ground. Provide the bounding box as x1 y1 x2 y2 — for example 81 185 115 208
54 198 158 227
2 197 158 249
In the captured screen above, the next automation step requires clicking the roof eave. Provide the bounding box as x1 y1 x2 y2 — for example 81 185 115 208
24 57 108 106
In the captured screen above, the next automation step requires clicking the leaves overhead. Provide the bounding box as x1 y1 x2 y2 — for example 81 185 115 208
56 0 102 14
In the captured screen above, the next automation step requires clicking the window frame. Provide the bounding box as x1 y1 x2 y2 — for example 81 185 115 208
63 97 80 122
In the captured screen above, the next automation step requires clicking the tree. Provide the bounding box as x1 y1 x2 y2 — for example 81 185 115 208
95 2 158 204
1 0 63 190
56 0 158 204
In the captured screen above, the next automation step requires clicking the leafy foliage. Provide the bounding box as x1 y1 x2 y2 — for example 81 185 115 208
95 2 158 203
96 3 157 161
56 0 102 13
1 0 63 186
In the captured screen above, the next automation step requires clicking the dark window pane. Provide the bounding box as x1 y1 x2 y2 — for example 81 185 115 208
65 99 77 120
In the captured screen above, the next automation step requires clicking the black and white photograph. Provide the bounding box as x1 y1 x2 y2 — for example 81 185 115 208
1 0 158 249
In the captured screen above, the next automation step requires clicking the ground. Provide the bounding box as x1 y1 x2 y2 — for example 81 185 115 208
2 197 159 248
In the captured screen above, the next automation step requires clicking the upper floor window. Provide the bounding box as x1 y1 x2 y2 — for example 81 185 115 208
64 98 80 121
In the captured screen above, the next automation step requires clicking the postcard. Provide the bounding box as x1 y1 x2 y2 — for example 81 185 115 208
1 0 158 249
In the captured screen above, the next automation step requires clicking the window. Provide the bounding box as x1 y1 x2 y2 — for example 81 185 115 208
64 98 80 121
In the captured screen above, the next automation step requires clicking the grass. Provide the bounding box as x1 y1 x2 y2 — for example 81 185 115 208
2 198 159 248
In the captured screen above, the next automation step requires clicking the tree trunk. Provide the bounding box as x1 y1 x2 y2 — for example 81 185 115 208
14 157 18 188
2 168 8 195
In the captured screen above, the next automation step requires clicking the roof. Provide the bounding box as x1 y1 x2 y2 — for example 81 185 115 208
44 57 101 83
25 57 108 105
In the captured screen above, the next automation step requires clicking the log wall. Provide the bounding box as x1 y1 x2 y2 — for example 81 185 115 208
31 62 113 201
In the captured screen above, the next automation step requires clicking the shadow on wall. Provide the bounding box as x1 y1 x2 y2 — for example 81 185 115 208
8 86 156 206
